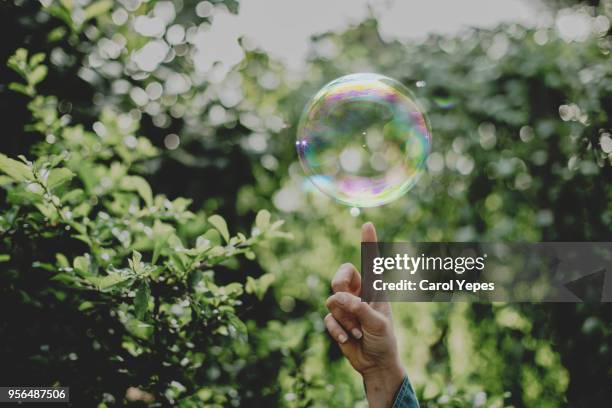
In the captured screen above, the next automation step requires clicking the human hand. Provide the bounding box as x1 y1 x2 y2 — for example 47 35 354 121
324 222 405 408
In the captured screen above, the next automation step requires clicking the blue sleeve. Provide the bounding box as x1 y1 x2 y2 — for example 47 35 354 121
391 376 419 408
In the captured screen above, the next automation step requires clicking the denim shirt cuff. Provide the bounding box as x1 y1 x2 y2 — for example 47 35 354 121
391 376 419 408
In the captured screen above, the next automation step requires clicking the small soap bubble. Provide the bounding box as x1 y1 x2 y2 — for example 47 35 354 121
296 73 432 207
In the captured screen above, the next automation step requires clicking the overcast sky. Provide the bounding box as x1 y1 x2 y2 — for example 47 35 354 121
212 0 552 68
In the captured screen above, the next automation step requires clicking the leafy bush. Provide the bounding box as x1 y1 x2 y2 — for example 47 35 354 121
0 48 288 406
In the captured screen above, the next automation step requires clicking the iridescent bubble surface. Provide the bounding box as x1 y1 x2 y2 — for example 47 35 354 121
296 73 432 207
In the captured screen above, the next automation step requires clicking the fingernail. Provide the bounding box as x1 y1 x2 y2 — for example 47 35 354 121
351 328 363 339
338 334 347 343
336 293 349 305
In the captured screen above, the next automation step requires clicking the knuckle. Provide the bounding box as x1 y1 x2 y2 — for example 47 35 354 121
325 297 333 309
348 299 362 313
342 318 356 329
326 294 341 309
378 319 389 331
373 317 389 332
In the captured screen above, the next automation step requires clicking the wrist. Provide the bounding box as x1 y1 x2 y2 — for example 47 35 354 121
362 360 406 408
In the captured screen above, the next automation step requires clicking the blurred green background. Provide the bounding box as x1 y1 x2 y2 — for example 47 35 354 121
0 0 611 406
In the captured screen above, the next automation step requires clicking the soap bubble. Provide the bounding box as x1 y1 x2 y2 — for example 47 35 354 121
296 73 432 207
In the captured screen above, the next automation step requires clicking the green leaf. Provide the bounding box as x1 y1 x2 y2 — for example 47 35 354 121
125 318 153 340
51 273 81 285
202 229 221 247
84 0 113 21
134 283 150 320
129 250 143 275
195 388 214 402
245 274 275 300
8 82 30 96
35 203 59 221
0 175 13 185
88 272 131 291
45 5 75 31
7 48 28 77
0 254 10 263
47 26 67 42
14 48 27 60
227 314 248 343
78 301 95 311
61 188 84 203
120 176 153 206
169 252 188 274
0 154 33 181
35 261 57 271
222 282 243 296
208 215 229 243
56 253 70 268
29 53 46 68
151 240 164 264
60 0 73 10
270 219 285 230
255 209 271 231
152 221 173 263
195 235 212 251
98 273 130 290
29 65 48 86
73 255 91 276
47 168 74 190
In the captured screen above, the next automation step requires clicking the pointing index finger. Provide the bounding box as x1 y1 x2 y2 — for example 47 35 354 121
361 222 391 314
361 222 378 243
